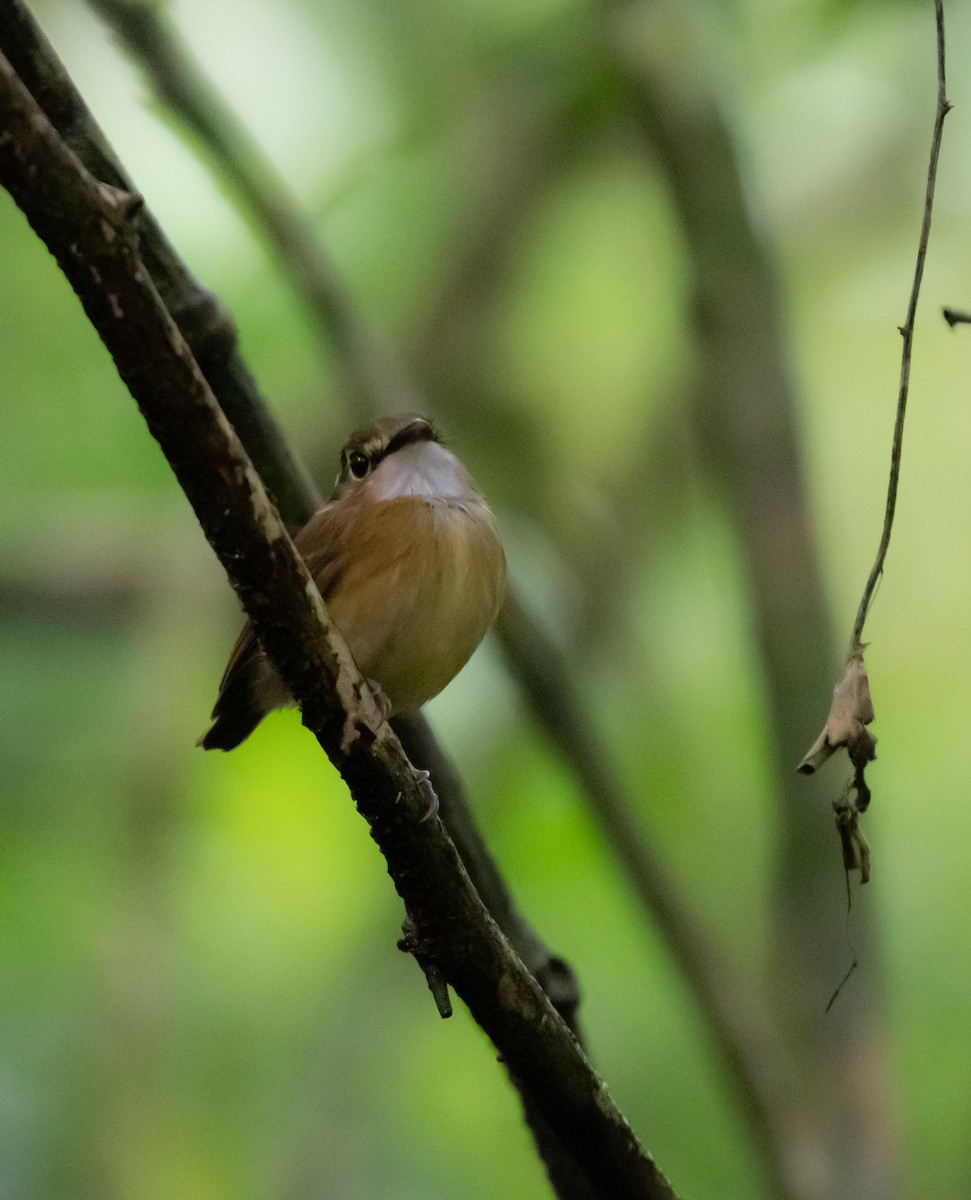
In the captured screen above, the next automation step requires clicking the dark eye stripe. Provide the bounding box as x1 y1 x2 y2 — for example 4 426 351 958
383 418 435 460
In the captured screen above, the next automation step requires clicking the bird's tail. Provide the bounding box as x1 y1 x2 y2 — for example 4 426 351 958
197 661 266 751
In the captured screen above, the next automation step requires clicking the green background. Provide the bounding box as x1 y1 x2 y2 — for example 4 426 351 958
3 0 971 1196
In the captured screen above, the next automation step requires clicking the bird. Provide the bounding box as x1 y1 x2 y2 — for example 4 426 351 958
199 413 506 752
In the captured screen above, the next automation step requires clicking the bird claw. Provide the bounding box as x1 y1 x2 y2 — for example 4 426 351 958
366 678 393 721
415 769 439 821
339 680 391 755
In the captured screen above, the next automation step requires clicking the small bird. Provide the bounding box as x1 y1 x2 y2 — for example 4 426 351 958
199 414 506 751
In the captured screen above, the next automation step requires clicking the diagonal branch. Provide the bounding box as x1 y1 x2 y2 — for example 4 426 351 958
0 0 317 530
87 0 418 419
0 0 584 1046
498 592 828 1200
80 6 829 1195
0 51 676 1200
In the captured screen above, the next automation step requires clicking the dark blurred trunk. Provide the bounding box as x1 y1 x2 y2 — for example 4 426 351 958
622 34 897 1200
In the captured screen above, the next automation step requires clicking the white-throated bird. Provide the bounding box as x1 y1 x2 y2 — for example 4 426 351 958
199 414 506 751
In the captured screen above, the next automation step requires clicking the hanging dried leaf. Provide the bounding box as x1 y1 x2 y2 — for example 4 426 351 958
834 791 871 884
797 645 877 776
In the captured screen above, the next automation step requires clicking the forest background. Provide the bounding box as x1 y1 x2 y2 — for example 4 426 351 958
3 0 971 1197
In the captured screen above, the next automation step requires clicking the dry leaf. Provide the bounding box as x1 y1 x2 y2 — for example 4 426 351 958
800 644 878 882
797 645 876 777
834 791 871 884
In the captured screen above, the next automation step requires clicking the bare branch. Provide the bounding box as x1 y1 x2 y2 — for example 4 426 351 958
0 15 601 1191
87 0 418 419
80 5 829 1194
849 0 951 651
0 0 582 1037
0 0 318 531
0 52 676 1200
797 0 951 881
390 714 585 1035
614 7 897 1188
497 592 829 1200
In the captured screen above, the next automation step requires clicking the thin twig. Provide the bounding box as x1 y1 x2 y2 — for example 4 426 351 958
618 9 901 1190
849 0 950 652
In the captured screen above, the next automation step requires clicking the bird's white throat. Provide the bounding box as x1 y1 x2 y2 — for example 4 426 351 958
371 439 474 503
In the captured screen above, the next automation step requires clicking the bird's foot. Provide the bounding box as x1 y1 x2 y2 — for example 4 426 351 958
414 769 439 821
366 678 393 721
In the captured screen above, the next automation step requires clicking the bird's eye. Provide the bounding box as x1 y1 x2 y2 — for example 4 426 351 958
348 451 370 478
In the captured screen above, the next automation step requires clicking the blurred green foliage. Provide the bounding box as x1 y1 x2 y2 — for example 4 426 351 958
4 0 971 1197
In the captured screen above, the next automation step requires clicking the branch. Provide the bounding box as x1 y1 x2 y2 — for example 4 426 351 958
390 715 584 1034
943 306 971 327
0 51 676 1200
613 7 897 1191
87 0 418 419
82 7 825 1194
797 0 950 867
0 0 318 532
64 0 584 1014
0 0 583 1034
849 0 951 651
0 17 601 1192
497 592 828 1200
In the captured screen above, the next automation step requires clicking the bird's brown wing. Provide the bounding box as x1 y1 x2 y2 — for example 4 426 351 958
212 620 259 693
216 499 344 694
200 501 352 750
200 503 342 747
293 501 347 598
198 621 266 750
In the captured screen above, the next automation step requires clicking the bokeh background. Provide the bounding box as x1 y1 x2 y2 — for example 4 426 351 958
3 0 971 1197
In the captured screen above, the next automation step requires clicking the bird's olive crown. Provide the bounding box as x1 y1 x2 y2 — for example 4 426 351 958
334 414 440 490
